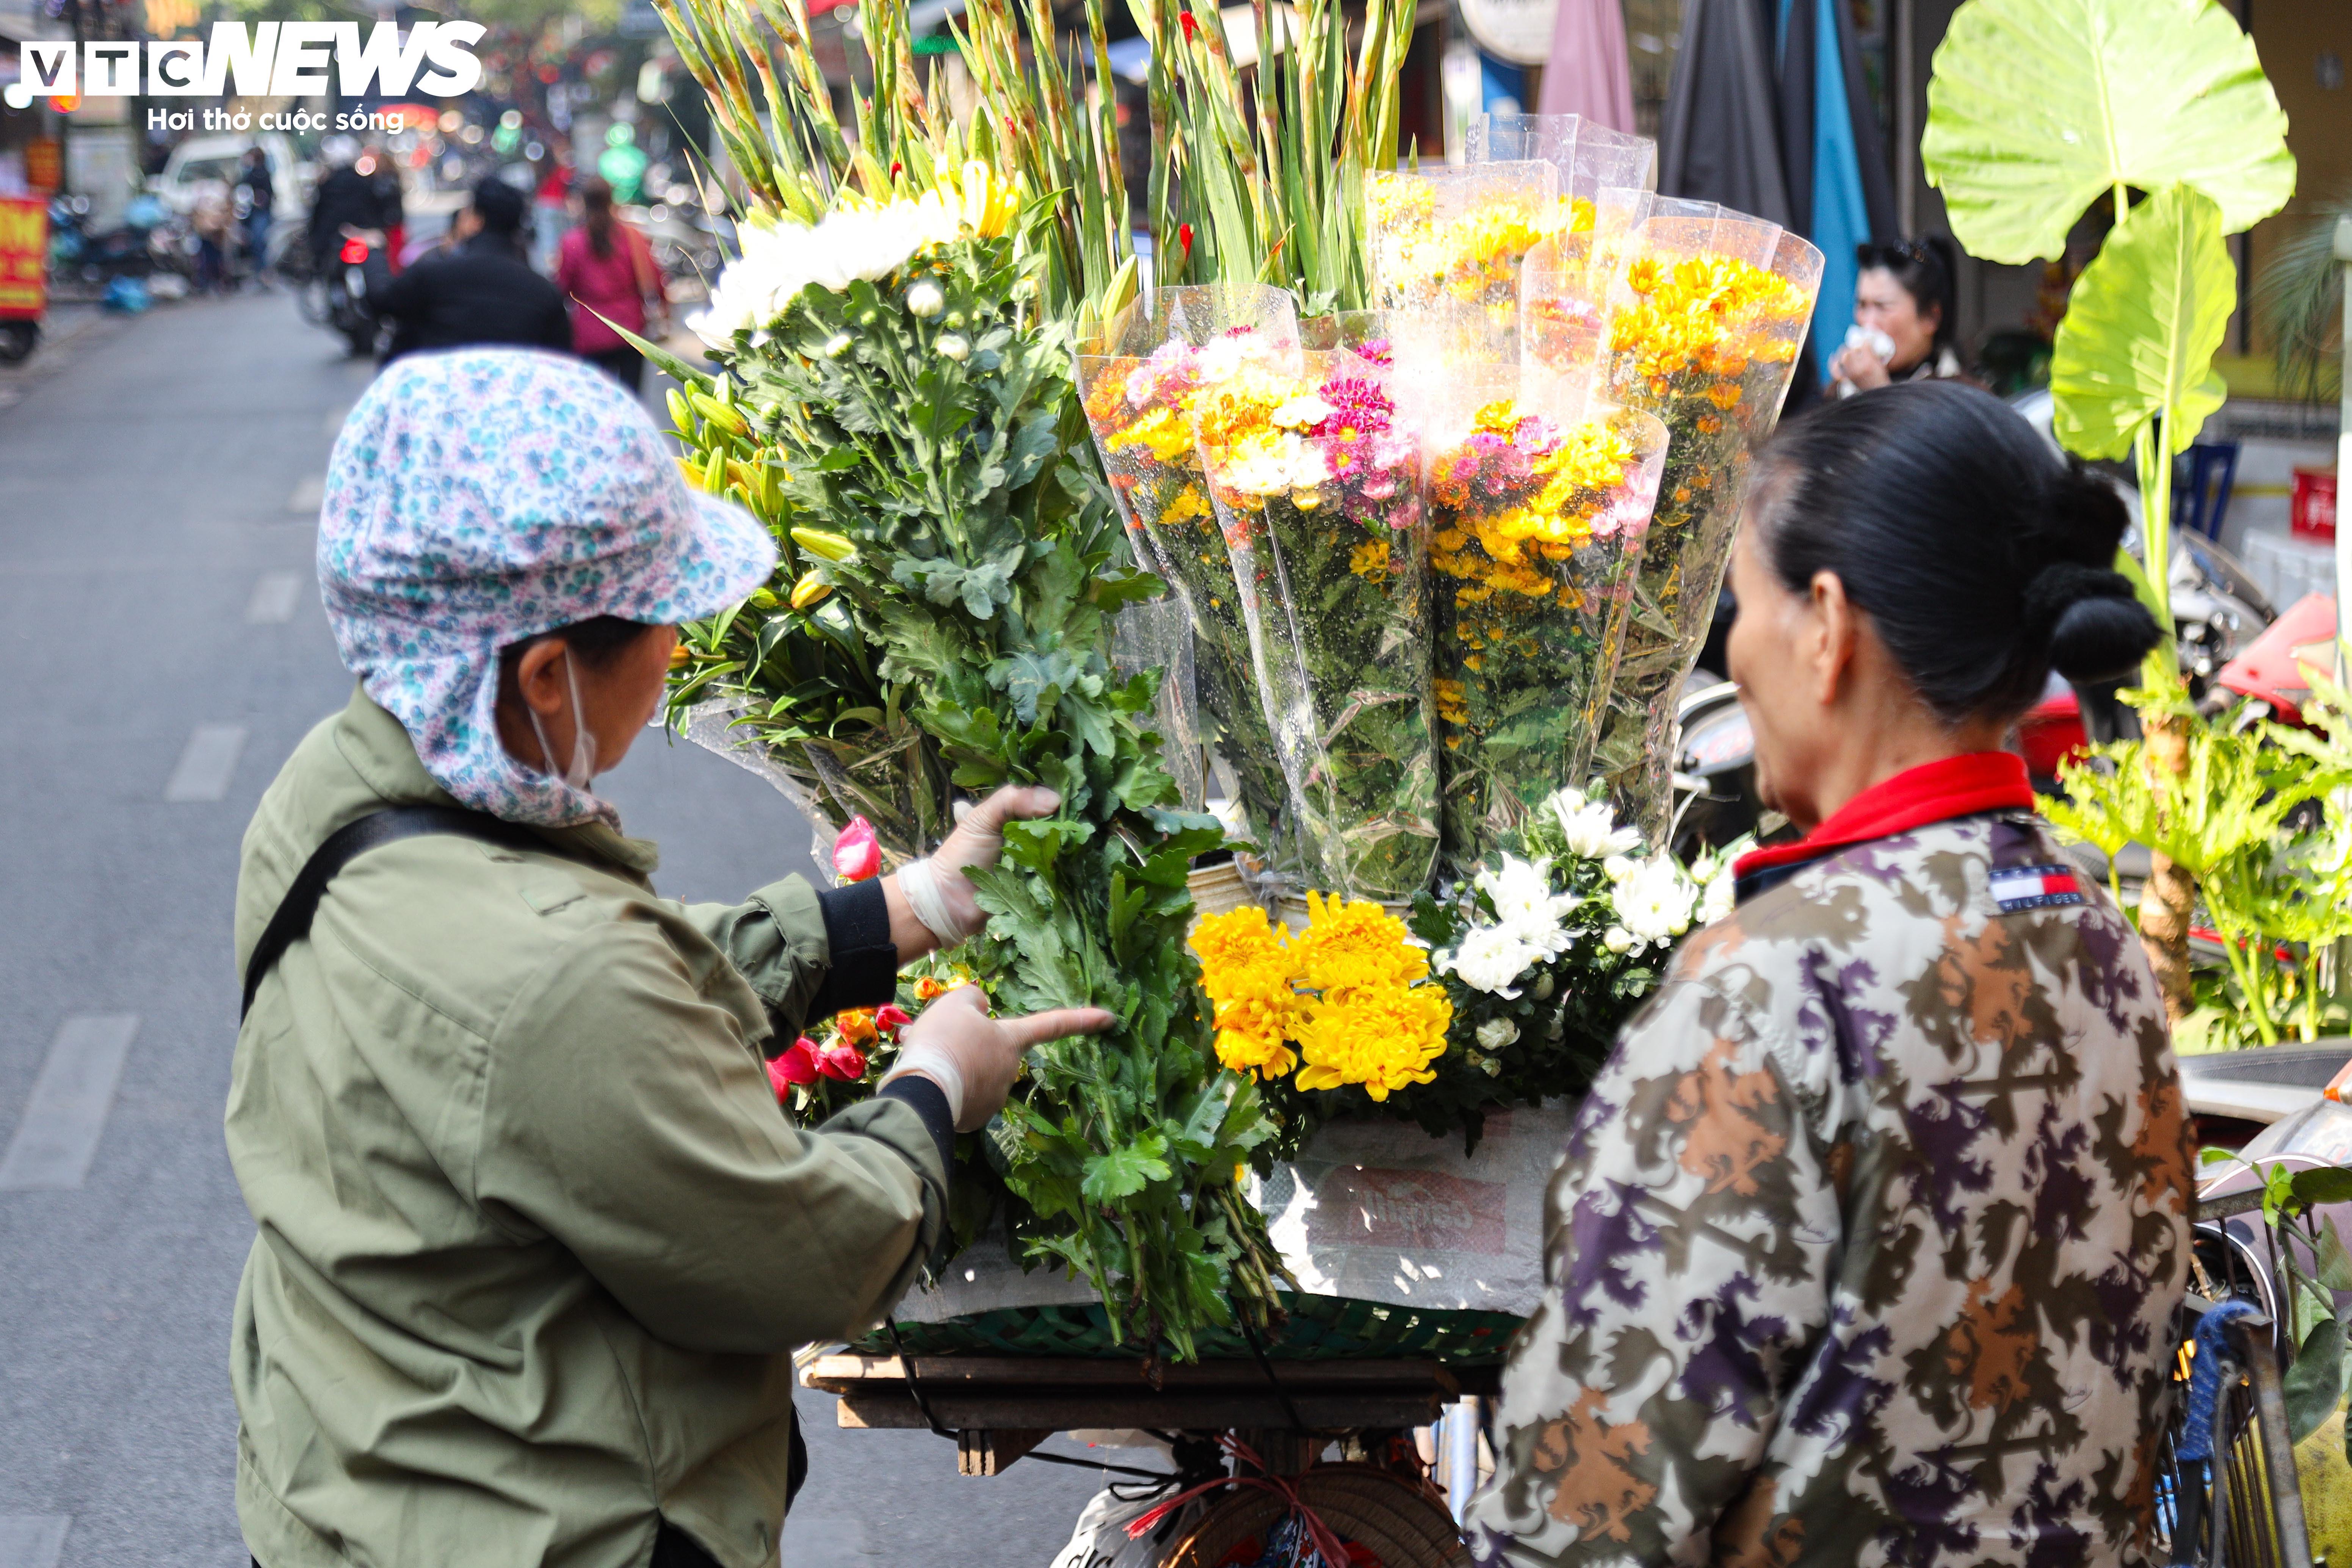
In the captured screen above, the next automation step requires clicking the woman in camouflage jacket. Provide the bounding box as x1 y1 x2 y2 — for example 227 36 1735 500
1468 382 2191 1566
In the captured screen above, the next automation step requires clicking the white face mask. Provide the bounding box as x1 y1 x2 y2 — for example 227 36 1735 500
524 647 600 794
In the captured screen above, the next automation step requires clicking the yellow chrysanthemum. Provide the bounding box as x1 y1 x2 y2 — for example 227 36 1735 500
1159 486 1212 527
1190 907 1305 1081
1293 982 1453 1100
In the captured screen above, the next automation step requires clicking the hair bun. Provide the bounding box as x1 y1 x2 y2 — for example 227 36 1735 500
2045 459 2131 558
2025 562 2161 683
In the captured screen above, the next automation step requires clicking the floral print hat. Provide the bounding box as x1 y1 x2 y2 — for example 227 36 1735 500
318 349 776 827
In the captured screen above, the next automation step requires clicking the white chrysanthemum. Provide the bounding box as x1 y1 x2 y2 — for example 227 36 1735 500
1549 786 1640 861
1219 433 1327 497
1615 855 1699 943
1475 1016 1520 1051
691 196 965 347
1440 923 1540 997
1698 865 1736 927
1475 853 1578 959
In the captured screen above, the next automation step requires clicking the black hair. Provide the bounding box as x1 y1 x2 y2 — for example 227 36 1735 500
1747 380 2162 726
496 616 658 694
1855 235 1958 360
472 176 528 239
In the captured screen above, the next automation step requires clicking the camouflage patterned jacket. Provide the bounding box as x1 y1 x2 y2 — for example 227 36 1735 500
1465 767 2192 1566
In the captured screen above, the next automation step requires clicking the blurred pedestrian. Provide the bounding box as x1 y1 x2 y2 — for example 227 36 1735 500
358 144 407 276
532 148 572 276
227 348 1109 1568
377 177 570 363
1827 235 1965 396
556 177 669 394
238 146 274 285
191 177 232 294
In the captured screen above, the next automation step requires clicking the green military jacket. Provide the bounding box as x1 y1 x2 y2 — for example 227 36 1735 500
227 690 946 1568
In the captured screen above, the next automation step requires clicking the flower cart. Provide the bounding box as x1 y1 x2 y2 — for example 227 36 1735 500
640 0 1824 1544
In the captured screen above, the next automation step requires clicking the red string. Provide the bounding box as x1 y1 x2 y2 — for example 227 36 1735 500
1125 1436 1352 1565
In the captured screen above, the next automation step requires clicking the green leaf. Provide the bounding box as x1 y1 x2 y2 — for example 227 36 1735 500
2286 1315 2348 1444
1921 0 2294 265
1081 1137 1172 1202
2293 1167 2352 1210
2320 1217 2352 1295
1088 566 1170 610
2050 185 2233 463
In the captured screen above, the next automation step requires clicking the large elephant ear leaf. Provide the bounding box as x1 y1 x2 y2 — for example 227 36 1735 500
2050 185 2233 462
1922 0 2294 264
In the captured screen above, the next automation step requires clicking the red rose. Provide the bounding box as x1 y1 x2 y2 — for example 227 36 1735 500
874 1004 914 1035
769 1037 821 1097
833 817 883 883
815 1042 868 1081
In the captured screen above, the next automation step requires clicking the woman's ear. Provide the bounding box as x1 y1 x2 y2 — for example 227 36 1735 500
512 637 571 718
1808 570 1860 706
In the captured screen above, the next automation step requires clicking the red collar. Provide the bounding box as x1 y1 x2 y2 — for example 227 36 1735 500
1731 752 2033 888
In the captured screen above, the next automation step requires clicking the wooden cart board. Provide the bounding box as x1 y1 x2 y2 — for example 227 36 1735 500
804 1352 1501 1475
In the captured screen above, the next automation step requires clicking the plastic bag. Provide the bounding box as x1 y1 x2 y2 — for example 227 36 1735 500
1078 284 1304 856
1587 208 1822 837
1401 346 1669 873
1049 1482 1207 1568
1367 161 1566 368
1193 337 1440 901
1466 110 1657 198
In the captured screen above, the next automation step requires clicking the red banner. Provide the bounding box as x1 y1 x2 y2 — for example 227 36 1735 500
0 199 49 320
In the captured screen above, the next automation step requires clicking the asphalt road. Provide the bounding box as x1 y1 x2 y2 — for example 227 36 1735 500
0 291 1145 1566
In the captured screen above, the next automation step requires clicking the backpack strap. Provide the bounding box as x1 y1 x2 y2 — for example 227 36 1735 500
240 805 599 1021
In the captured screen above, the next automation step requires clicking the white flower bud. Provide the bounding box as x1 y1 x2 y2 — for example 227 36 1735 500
1475 1017 1520 1052
1603 926 1635 954
821 332 852 358
936 333 971 362
905 280 945 318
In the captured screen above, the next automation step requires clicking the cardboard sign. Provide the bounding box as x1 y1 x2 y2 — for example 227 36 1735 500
0 199 47 319
24 138 62 193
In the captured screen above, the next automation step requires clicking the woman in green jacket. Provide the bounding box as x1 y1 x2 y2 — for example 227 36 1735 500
228 349 1111 1568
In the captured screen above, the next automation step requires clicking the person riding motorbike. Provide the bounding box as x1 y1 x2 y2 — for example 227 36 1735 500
305 138 397 276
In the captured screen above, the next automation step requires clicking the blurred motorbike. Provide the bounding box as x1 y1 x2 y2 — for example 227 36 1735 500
303 225 389 357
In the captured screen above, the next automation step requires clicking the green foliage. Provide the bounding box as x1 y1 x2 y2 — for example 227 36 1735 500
1131 0 1411 314
2207 1158 2352 1445
2254 186 2352 406
1923 0 2294 646
695 232 1288 1356
2045 677 2352 1048
1921 0 2294 265
2049 186 2233 465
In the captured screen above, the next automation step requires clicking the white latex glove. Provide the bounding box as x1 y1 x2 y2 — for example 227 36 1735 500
894 784 1062 946
880 985 1116 1132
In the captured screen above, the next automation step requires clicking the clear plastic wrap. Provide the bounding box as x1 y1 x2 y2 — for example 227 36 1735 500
1587 209 1822 838
1107 591 1208 811
1077 283 1303 854
1466 111 1657 199
1367 162 1568 366
1191 339 1440 901
1388 344 1669 874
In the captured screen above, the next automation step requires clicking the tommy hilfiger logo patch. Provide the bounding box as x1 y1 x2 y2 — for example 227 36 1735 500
1990 863 2084 912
